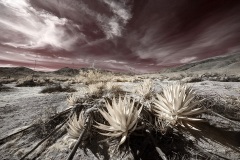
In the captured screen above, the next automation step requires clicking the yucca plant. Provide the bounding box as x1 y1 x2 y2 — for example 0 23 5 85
67 112 85 139
94 96 143 147
152 83 205 129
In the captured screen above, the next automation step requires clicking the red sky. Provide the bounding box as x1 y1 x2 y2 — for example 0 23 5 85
0 0 240 73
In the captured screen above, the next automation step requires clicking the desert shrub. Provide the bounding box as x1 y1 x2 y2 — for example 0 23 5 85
105 82 126 95
87 82 106 98
136 79 154 100
40 84 76 93
0 78 16 84
168 76 183 81
0 83 14 92
181 76 202 83
67 91 87 106
16 77 36 87
16 76 54 87
76 70 111 84
76 70 136 84
112 75 135 82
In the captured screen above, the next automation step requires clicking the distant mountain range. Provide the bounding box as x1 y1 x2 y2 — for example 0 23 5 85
164 52 240 73
1 52 240 77
0 67 116 78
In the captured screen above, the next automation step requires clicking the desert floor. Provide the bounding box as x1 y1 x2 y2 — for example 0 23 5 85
0 72 240 160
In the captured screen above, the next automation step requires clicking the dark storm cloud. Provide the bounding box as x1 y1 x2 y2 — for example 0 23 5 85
0 0 240 72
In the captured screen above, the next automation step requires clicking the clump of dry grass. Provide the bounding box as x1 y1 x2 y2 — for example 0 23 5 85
152 83 206 129
94 96 142 147
40 84 76 93
105 82 125 96
112 75 135 82
136 79 154 100
76 70 111 84
87 82 105 96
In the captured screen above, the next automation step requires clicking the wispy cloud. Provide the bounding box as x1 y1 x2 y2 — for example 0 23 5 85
0 0 240 72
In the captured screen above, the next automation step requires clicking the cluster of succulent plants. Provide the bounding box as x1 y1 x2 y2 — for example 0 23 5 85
66 81 208 159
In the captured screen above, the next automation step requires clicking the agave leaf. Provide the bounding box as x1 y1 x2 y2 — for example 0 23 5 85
181 108 206 116
178 117 205 121
99 132 123 137
119 132 128 146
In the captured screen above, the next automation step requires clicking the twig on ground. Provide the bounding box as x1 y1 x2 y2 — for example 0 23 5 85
20 118 69 160
210 110 240 127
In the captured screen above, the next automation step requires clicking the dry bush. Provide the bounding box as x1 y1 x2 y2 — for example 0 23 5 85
136 79 154 100
105 82 126 96
76 70 112 84
181 76 202 83
76 70 136 84
0 83 14 92
16 77 36 87
0 78 16 84
16 76 53 87
40 84 76 93
87 82 105 95
112 75 135 82
67 90 87 106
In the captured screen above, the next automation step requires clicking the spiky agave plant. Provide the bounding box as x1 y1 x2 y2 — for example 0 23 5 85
94 96 143 146
152 83 205 129
67 112 85 139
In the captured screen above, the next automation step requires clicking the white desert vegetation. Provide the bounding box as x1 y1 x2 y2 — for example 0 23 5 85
136 79 154 100
87 82 105 95
67 94 79 106
94 96 143 147
152 83 206 129
67 88 87 106
67 112 85 139
76 70 112 84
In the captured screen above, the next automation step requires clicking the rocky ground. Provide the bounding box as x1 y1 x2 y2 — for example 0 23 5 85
0 70 240 160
